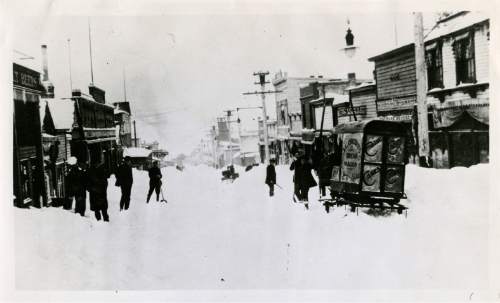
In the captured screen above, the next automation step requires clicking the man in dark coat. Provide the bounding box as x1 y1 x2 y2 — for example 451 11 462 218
66 157 88 216
265 158 277 197
290 151 317 209
116 156 133 211
88 160 110 222
318 152 334 197
147 161 162 203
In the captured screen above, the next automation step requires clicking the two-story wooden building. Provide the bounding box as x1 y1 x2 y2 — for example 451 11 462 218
71 86 120 172
425 12 489 168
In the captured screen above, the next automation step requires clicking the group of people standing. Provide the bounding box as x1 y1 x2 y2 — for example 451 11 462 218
65 156 164 222
264 140 341 210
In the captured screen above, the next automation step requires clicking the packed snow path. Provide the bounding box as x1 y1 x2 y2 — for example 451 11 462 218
15 164 490 289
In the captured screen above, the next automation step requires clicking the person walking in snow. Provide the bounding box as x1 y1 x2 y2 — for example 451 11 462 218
147 161 162 203
66 157 88 216
265 158 277 197
88 159 110 222
318 151 334 197
116 156 133 211
290 151 317 209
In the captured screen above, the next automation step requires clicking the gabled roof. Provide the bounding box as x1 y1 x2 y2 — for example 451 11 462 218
41 98 75 130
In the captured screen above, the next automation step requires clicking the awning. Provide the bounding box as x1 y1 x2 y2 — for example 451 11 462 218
431 102 489 129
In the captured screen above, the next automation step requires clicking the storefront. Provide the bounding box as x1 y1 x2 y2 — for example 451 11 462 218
428 94 489 168
13 63 47 207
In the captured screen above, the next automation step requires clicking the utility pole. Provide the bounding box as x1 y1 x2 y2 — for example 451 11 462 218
414 12 430 167
133 120 137 147
243 71 281 164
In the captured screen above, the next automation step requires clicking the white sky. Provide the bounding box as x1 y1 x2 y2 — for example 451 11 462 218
3 1 465 156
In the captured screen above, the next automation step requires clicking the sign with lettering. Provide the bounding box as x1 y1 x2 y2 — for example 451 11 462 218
337 105 367 117
364 135 383 163
13 63 42 91
384 166 404 193
340 133 363 184
377 96 416 112
362 164 381 192
386 136 405 164
379 113 413 122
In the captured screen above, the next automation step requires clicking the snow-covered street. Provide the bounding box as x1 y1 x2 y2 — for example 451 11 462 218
14 164 490 290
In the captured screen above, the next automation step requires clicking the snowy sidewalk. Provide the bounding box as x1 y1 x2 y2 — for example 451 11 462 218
14 164 490 290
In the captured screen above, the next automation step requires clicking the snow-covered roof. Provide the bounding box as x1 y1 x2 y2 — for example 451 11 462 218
425 11 489 42
41 98 75 130
310 92 349 105
123 147 152 158
114 108 129 115
346 81 376 91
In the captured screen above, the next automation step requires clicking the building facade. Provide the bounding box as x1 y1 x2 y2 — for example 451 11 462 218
13 63 47 207
272 72 335 164
425 12 489 168
113 101 133 147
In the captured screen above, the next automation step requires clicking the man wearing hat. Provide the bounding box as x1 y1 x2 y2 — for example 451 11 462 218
265 158 277 197
290 150 317 209
116 156 134 211
66 157 88 216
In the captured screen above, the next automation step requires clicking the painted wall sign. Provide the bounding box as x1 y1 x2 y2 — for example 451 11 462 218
378 114 413 122
13 63 42 91
340 133 363 184
377 96 416 112
337 105 367 117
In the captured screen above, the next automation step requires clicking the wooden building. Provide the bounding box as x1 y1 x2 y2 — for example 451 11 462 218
368 44 419 163
13 63 47 207
70 87 120 172
425 12 489 168
40 99 74 205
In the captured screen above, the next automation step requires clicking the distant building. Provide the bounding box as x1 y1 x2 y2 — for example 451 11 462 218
257 118 278 163
272 72 337 164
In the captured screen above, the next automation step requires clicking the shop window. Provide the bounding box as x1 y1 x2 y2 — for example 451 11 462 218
426 42 443 89
453 32 476 85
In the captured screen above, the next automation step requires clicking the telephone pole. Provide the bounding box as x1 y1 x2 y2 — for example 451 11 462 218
243 71 281 164
414 12 430 167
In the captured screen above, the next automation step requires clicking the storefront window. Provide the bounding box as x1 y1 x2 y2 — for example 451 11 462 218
426 42 443 89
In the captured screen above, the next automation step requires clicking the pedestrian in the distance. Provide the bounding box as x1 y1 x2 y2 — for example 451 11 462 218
66 157 88 216
265 158 277 197
116 156 133 211
147 161 162 203
290 151 317 209
88 159 110 222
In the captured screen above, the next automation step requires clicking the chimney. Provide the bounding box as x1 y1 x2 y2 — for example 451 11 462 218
41 45 55 98
41 45 49 81
348 73 356 86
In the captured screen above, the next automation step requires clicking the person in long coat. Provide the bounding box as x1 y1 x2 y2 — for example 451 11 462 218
66 158 88 216
147 161 162 203
318 152 334 197
116 156 133 211
290 152 317 209
265 158 277 197
88 160 110 222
